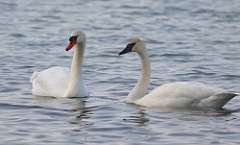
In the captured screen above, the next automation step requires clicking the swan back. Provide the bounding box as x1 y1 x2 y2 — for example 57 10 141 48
135 82 223 108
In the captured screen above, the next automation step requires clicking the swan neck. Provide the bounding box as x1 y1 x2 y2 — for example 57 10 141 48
127 47 151 102
71 42 84 73
68 41 85 88
64 42 85 97
138 48 151 93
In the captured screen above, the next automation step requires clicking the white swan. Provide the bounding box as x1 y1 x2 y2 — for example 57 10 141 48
119 37 238 110
31 31 89 98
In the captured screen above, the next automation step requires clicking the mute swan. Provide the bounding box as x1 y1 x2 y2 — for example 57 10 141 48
31 31 89 98
119 37 238 110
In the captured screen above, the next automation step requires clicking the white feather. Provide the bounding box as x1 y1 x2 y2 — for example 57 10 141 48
31 31 89 98
121 37 238 110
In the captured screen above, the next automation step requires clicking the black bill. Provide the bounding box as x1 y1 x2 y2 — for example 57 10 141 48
119 43 135 55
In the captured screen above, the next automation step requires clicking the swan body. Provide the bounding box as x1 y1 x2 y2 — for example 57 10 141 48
31 31 89 98
119 37 238 110
135 82 234 109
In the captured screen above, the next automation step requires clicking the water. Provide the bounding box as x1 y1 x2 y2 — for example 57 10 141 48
1 0 240 144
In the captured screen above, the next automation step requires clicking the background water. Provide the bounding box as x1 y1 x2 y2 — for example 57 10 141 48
1 0 240 144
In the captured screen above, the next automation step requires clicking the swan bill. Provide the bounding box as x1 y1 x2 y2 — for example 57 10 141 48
119 43 135 55
65 42 74 51
65 36 78 51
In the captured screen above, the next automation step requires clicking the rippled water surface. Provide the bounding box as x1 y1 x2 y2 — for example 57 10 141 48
1 0 240 144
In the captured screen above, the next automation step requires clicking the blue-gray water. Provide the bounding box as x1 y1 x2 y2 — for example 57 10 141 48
1 0 240 144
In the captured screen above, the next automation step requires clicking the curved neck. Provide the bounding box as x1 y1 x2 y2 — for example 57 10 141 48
64 42 85 97
127 47 151 102
70 42 85 76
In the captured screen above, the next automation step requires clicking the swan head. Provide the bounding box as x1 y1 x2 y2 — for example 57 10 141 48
119 37 145 55
65 31 86 51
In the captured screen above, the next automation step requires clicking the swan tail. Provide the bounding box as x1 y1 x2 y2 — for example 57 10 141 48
199 92 239 109
30 71 39 83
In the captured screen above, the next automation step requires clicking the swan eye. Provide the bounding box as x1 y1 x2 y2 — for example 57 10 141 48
69 36 78 42
126 43 136 50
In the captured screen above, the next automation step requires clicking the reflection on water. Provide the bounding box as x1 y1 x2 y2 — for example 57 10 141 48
123 107 149 127
32 96 86 111
33 96 95 123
